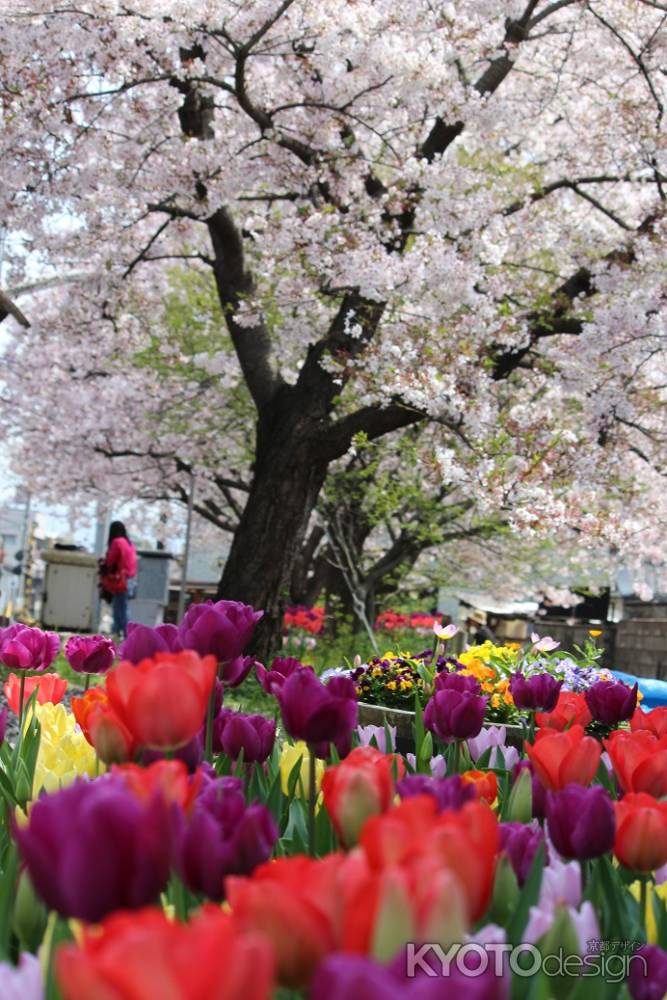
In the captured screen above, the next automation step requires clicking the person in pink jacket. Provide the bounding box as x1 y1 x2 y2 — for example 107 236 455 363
103 521 137 638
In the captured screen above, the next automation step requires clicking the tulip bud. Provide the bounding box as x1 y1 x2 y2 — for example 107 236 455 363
489 854 519 926
506 766 533 823
322 746 404 848
12 870 47 953
535 904 581 1000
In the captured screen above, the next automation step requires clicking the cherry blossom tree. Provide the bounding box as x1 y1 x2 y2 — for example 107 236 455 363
0 0 665 650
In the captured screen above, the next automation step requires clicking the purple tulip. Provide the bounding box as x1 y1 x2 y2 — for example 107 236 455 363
434 671 481 695
13 777 174 922
585 679 638 725
220 654 255 688
524 901 599 956
357 724 397 753
406 753 447 780
628 945 667 1000
141 731 204 772
511 760 547 819
256 656 304 694
179 599 263 665
468 725 519 770
546 784 615 861
509 672 562 712
499 821 548 886
0 625 59 671
65 634 116 674
0 953 43 1000
215 711 276 763
177 776 277 900
424 689 487 741
539 857 582 911
397 773 475 812
276 668 358 758
119 622 183 664
212 708 234 754
312 952 506 1000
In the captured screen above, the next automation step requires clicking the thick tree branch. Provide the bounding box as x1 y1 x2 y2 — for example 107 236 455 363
0 289 29 328
322 402 425 459
490 208 664 379
206 206 283 409
421 0 547 162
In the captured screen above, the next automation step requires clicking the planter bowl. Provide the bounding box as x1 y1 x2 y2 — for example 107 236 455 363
357 701 525 754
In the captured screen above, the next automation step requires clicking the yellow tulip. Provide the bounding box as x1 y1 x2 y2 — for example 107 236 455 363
279 741 324 804
629 880 667 943
30 703 101 798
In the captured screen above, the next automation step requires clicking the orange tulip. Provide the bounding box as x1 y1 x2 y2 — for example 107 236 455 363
56 905 274 1000
4 672 67 714
72 688 135 764
604 730 667 798
462 769 498 805
113 760 201 813
106 651 217 750
535 691 592 731
524 724 601 791
227 854 345 989
322 746 405 847
631 706 667 739
614 793 667 872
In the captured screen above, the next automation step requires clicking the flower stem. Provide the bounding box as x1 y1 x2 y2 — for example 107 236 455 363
308 748 317 857
17 672 26 734
84 673 91 693
640 877 649 941
453 739 461 774
204 686 216 763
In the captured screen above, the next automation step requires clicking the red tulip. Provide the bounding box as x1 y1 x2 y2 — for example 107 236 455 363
106 651 217 750
4 672 67 714
227 854 345 989
535 691 592 731
113 760 202 814
56 905 274 1000
614 793 667 872
631 706 667 739
322 746 405 848
524 724 601 791
604 730 667 798
72 688 135 765
461 769 498 805
340 851 468 962
359 796 498 923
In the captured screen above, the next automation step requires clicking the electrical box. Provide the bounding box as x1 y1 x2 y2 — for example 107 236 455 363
41 549 98 631
131 550 172 627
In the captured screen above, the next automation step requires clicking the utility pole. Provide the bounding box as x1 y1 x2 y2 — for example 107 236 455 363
16 490 31 616
93 501 110 630
177 473 196 623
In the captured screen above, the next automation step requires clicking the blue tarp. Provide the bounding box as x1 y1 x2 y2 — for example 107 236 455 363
612 670 667 710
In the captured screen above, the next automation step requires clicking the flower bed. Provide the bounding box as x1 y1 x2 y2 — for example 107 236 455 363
0 612 665 999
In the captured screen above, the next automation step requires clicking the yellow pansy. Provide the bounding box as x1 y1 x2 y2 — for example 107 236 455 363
29 703 100 798
589 629 602 638
279 741 324 803
386 681 397 691
629 881 667 943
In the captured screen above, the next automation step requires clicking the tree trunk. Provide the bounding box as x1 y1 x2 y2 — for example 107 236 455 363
217 392 330 660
